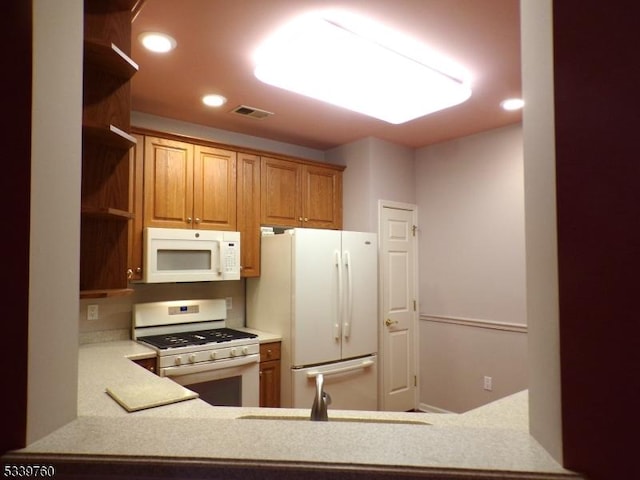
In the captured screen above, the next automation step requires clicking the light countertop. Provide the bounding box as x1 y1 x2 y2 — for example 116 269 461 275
3 339 583 479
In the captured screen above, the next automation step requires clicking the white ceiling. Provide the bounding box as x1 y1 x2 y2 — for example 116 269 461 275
130 0 522 150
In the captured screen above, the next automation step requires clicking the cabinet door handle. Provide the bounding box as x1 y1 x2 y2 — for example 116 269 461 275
194 217 201 224
186 217 192 224
126 268 133 279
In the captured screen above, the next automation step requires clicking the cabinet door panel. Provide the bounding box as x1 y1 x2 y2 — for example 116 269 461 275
261 157 301 227
237 153 261 277
194 146 237 230
259 360 281 408
143 136 193 228
302 165 342 229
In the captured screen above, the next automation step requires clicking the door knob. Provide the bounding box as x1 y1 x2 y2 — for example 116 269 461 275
385 318 398 327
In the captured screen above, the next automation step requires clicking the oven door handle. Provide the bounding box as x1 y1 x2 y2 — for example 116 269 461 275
162 354 259 377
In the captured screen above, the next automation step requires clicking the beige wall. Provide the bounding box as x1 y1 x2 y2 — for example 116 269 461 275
419 321 527 412
520 0 562 463
29 0 83 443
415 124 528 412
326 137 415 232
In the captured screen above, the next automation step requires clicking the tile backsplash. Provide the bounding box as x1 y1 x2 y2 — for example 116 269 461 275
79 280 246 344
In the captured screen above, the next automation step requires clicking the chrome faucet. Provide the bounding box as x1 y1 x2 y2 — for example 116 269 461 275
310 373 331 421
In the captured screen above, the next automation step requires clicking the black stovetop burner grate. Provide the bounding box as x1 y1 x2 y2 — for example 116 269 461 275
137 327 257 350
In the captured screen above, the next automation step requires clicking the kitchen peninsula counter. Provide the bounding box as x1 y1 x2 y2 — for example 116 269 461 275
2 340 582 479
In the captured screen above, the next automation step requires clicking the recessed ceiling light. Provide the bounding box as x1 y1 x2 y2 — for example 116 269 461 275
139 32 176 53
202 94 227 107
500 98 524 111
253 10 472 124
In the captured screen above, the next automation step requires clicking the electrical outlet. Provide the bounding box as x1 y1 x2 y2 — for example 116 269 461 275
483 376 493 391
87 304 99 321
225 297 232 310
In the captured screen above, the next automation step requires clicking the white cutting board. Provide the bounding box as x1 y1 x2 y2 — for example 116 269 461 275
106 378 199 412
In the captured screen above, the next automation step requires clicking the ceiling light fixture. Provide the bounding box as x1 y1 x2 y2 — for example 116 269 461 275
500 98 524 111
253 10 472 124
202 94 227 107
139 32 176 53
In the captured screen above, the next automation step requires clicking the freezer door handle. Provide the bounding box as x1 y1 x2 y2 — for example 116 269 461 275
343 250 352 339
334 250 343 340
306 359 375 378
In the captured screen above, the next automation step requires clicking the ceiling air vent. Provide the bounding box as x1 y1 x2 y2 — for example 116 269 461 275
231 105 274 120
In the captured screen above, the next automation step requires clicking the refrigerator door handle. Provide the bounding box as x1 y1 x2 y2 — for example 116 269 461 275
343 250 352 339
306 359 375 378
334 250 342 340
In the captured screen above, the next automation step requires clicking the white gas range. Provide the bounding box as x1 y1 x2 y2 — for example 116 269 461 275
132 298 260 407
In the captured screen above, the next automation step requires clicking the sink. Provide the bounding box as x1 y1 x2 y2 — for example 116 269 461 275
237 414 430 425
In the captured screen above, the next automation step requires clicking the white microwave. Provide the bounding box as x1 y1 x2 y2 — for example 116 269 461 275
143 227 241 283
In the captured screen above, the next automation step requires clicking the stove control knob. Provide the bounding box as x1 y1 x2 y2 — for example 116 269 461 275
210 351 217 360
242 346 249 355
175 356 182 366
230 348 237 357
189 354 196 363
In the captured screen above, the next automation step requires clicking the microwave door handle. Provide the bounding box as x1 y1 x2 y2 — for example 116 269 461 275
215 240 222 275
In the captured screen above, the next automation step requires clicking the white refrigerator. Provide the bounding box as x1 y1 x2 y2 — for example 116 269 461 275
247 228 378 410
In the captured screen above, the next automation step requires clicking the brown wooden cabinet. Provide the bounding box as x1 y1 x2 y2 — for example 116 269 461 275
237 153 261 277
126 130 343 281
132 356 157 375
261 157 343 229
80 0 139 298
302 164 343 229
143 136 237 231
259 342 281 408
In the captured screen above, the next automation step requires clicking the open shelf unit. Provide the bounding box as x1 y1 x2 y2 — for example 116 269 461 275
80 0 141 299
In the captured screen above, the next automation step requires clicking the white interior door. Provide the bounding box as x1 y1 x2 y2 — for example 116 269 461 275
379 201 418 411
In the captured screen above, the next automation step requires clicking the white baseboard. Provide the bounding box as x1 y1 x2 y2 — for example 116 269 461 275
418 402 454 414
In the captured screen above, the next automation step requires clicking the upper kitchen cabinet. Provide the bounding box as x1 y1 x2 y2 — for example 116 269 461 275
80 0 142 298
302 164 344 229
261 157 344 229
128 129 343 280
143 136 237 231
237 153 261 277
